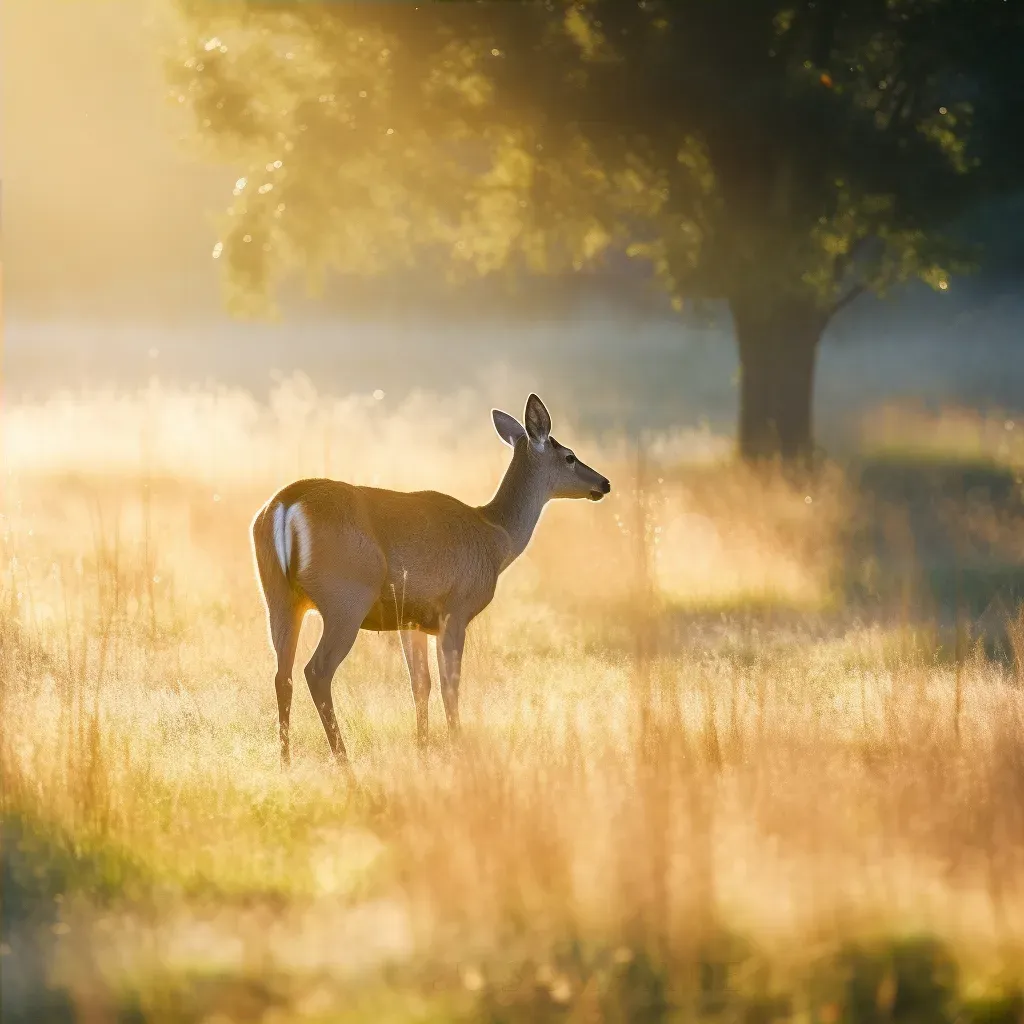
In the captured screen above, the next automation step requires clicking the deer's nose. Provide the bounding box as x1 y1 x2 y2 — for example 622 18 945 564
600 478 611 494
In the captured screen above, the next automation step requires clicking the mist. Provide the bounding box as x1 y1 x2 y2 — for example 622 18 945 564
8 283 1024 454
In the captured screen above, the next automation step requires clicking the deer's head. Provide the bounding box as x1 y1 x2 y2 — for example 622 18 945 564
492 394 611 502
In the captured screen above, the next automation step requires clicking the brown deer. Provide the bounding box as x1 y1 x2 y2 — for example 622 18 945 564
251 393 611 769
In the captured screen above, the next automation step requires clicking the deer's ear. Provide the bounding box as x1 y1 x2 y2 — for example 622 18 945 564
524 394 551 447
492 409 526 447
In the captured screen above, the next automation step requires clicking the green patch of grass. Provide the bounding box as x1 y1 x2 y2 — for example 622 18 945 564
962 990 1024 1024
2 810 151 923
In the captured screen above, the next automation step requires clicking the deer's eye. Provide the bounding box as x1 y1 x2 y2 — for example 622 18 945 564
565 453 576 465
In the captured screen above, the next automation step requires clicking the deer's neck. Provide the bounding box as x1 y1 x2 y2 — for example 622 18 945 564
481 444 549 566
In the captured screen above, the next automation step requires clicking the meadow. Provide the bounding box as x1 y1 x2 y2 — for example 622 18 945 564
3 378 1024 1022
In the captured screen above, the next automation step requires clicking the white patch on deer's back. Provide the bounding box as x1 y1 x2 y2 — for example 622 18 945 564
273 502 289 575
272 501 311 576
289 502 312 574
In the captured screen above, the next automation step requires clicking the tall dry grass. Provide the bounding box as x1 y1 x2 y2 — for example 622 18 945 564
3 379 1023 1020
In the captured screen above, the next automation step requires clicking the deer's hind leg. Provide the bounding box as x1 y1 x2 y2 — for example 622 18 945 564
269 599 306 768
303 580 379 770
254 532 307 769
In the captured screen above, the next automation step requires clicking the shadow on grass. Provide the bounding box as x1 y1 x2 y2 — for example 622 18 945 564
843 455 1024 655
1 811 148 1023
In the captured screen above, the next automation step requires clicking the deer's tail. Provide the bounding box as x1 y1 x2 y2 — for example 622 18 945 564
252 498 310 592
271 501 310 581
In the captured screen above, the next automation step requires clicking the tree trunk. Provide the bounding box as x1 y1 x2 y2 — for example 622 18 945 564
730 297 825 462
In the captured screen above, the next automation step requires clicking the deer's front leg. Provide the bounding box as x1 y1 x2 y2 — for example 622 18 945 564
436 617 466 744
400 629 431 749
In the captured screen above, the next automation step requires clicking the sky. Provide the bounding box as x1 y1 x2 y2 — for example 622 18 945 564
3 0 1023 443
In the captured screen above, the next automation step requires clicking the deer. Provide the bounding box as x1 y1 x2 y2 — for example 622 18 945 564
250 393 611 770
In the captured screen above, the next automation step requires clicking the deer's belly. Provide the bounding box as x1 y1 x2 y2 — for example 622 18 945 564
360 595 444 634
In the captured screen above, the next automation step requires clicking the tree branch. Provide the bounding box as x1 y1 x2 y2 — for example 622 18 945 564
832 234 872 287
829 282 867 320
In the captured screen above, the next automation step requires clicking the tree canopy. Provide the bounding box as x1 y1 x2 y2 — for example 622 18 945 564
170 0 1024 456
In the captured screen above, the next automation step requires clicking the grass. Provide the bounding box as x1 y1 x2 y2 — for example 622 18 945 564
3 380 1024 1021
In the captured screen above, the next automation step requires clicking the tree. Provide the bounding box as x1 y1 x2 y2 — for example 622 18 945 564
170 0 1024 459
